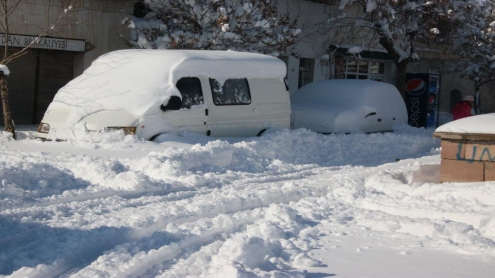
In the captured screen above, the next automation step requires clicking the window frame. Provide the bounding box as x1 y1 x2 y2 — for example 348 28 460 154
344 60 385 81
298 58 315 89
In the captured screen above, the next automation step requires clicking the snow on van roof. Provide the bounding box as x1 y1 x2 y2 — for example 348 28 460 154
435 113 495 134
45 49 286 129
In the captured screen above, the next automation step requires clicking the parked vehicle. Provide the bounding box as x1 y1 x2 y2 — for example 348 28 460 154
36 49 290 140
291 79 407 134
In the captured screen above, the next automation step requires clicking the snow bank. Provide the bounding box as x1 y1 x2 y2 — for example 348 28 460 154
4 123 495 277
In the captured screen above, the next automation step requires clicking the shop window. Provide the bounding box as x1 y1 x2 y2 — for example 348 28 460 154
344 60 385 80
176 77 204 109
298 58 314 88
358 61 368 73
370 62 385 74
210 78 251 105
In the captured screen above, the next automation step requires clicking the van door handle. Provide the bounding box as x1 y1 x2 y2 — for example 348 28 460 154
205 109 208 116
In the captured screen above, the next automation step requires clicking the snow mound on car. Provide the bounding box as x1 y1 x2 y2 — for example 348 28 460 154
291 79 407 133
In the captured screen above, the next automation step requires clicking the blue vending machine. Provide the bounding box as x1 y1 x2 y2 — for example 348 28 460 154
405 73 441 128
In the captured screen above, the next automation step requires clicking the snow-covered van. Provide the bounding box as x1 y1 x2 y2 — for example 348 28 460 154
36 49 290 140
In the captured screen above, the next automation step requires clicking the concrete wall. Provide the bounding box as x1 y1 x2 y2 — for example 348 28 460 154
70 0 134 76
278 0 334 94
439 138 495 182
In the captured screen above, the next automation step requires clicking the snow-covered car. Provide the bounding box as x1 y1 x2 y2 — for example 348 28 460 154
290 79 407 133
36 49 290 141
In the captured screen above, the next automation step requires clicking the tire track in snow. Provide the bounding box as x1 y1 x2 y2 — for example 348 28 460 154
7 157 455 277
294 160 495 256
3 163 342 277
67 165 374 277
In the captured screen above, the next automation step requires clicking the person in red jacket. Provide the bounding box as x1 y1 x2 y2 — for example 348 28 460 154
452 95 475 120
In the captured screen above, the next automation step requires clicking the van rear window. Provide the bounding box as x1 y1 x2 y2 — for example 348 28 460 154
210 78 251 106
176 77 204 109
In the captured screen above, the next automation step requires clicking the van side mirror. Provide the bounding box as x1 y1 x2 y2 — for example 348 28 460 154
284 78 289 92
160 96 182 112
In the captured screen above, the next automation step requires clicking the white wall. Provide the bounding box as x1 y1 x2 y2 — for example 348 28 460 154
278 0 336 94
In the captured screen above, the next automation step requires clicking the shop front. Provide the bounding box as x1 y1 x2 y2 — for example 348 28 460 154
0 34 86 125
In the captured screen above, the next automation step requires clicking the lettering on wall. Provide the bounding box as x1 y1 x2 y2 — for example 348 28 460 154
456 143 495 162
0 34 85 52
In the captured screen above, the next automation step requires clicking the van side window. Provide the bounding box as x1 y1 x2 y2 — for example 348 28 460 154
209 78 251 105
176 77 204 109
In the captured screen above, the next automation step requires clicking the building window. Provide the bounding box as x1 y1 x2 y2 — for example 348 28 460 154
210 78 251 105
344 60 384 81
298 58 314 88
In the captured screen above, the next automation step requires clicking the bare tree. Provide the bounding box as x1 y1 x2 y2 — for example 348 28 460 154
0 0 80 139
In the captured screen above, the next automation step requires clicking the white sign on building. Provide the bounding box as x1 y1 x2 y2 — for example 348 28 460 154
0 34 86 52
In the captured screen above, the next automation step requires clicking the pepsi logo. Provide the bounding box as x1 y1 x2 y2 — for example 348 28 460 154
428 95 435 104
406 79 426 96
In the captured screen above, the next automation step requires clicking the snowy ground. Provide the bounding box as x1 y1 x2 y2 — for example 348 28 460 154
2 120 495 278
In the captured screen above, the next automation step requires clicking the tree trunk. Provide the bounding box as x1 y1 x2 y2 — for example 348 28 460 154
0 73 16 139
378 36 410 100
395 62 408 100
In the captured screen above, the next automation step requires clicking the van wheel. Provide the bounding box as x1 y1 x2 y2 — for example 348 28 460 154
149 134 161 141
256 129 267 137
149 133 183 143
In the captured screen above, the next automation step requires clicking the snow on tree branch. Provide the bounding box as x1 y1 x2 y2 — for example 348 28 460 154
325 0 479 99
446 0 495 91
0 64 9 76
121 0 301 56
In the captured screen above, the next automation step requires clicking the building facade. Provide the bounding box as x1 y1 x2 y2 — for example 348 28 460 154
0 0 133 125
282 0 494 119
1 0 493 126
